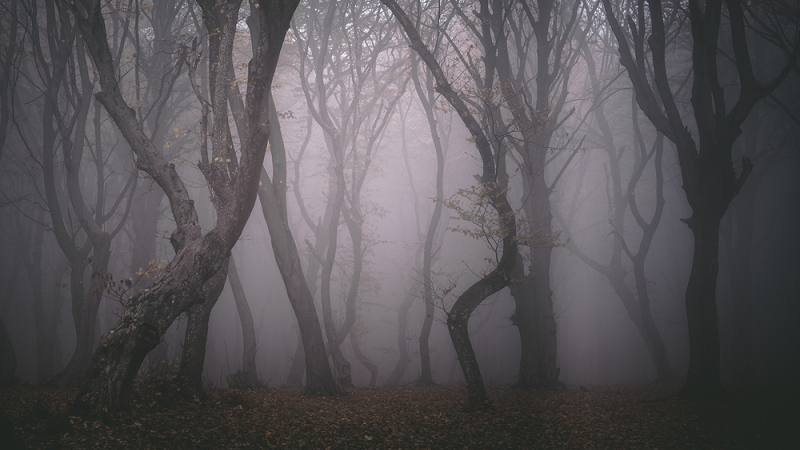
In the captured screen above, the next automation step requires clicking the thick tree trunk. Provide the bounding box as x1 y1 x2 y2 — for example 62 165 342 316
510 151 561 390
177 258 229 393
682 213 723 396
730 192 755 384
511 246 561 389
71 235 232 414
0 319 16 385
227 257 258 387
67 0 300 414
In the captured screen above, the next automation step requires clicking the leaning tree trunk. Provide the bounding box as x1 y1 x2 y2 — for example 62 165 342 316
68 0 302 414
258 190 341 396
349 329 378 387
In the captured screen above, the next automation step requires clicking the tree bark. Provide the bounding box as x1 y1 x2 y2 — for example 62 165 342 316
176 258 229 393
68 0 301 413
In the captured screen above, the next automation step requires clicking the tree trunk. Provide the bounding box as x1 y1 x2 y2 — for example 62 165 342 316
511 246 561 389
387 290 415 386
227 257 258 387
285 332 306 387
683 213 723 395
319 165 352 387
349 330 377 387
258 179 340 396
68 0 301 414
177 258 229 393
57 235 112 385
0 318 16 385
382 0 517 407
409 50 446 387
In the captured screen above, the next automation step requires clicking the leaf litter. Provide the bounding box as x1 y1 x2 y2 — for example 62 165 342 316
1 383 797 449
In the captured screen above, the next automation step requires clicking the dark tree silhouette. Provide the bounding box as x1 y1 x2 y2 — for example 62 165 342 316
601 0 799 396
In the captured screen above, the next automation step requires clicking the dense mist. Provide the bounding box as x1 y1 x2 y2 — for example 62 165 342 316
1 0 798 417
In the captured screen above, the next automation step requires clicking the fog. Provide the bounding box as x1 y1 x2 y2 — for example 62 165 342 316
1 0 798 405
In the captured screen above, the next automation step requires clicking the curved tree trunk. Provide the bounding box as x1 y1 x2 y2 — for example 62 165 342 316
57 236 111 385
229 5 338 397
383 0 517 407
412 55 445 387
349 329 378 387
683 213 724 394
68 0 302 414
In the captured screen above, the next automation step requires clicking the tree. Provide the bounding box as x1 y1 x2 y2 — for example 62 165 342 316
601 0 799 395
407 4 454 385
226 256 259 387
554 26 677 382
65 0 301 414
382 0 517 407
294 0 405 386
440 0 585 389
21 0 137 385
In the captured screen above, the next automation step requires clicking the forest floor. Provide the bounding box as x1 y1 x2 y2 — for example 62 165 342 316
1 381 798 449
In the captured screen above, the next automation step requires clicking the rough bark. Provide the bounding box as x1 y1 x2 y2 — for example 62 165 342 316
67 0 300 414
177 258 229 393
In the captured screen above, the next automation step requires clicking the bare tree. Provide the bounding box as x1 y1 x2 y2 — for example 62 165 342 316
601 0 799 395
382 0 517 407
65 0 301 414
